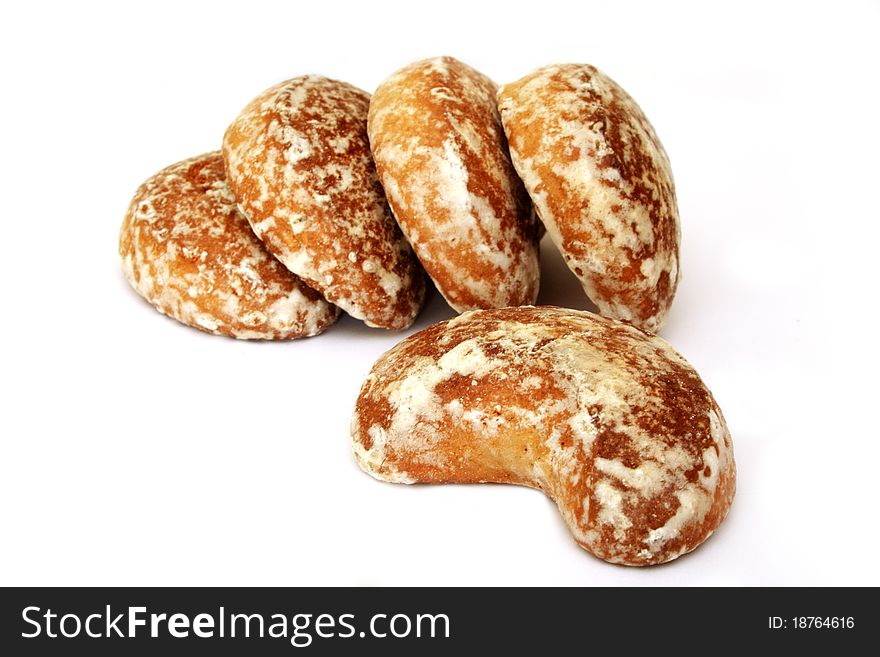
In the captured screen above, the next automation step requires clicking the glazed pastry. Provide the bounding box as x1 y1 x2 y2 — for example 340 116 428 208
223 75 425 329
498 64 680 332
369 57 539 312
119 152 339 339
351 306 734 565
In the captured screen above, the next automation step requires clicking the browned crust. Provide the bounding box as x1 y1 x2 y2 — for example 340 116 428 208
119 152 340 339
223 75 425 330
498 64 681 332
351 306 735 565
368 56 540 312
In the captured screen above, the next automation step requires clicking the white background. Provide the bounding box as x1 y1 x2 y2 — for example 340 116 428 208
1 0 878 586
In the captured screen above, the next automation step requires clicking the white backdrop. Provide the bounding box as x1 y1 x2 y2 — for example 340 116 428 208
1 0 878 585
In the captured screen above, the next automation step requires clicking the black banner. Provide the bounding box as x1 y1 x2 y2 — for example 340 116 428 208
0 587 868 654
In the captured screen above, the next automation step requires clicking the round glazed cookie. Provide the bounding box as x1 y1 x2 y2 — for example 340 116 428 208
120 152 339 339
223 76 425 330
368 56 539 312
497 64 681 332
351 306 735 565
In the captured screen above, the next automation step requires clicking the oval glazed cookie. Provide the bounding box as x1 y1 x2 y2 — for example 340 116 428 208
120 152 339 339
223 75 425 330
498 64 681 332
351 306 735 565
368 56 539 312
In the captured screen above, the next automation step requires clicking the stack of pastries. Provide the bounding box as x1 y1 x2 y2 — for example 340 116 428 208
120 57 736 566
120 56 680 338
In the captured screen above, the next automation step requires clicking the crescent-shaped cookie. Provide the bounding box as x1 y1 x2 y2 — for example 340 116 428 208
369 56 539 312
498 64 680 332
223 75 425 330
119 152 340 339
351 306 735 565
